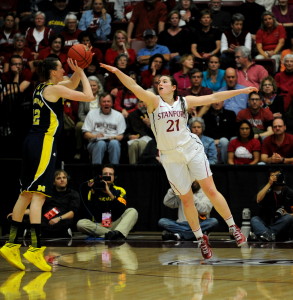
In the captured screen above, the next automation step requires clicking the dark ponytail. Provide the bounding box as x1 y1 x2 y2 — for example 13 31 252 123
37 57 59 82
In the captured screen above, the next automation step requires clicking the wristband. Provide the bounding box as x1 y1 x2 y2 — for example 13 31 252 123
59 216 62 220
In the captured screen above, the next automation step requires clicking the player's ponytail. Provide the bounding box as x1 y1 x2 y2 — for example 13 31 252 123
36 57 59 82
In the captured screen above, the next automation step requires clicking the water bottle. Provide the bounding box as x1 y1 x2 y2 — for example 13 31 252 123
241 208 251 239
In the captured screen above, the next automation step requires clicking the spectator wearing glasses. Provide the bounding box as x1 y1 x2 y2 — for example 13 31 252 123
1 55 32 97
259 76 284 118
260 117 293 164
237 91 274 140
235 46 268 89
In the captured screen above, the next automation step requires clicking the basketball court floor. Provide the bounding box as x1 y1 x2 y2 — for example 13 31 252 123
0 233 293 300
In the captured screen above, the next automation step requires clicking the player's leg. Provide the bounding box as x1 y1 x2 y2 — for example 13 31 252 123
198 176 246 246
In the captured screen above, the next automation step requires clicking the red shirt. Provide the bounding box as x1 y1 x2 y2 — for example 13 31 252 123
236 63 268 89
130 1 167 40
91 47 104 64
255 25 286 51
140 68 169 89
1 68 32 84
60 29 82 53
4 47 34 68
261 133 293 162
274 71 293 111
64 100 79 122
105 48 136 66
114 90 139 114
228 138 261 165
236 108 274 132
38 47 69 74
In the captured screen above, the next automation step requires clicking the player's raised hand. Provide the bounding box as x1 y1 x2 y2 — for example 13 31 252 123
242 86 258 94
100 63 118 73
67 58 83 73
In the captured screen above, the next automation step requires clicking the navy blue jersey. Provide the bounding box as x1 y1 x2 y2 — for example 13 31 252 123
20 82 64 197
30 83 64 137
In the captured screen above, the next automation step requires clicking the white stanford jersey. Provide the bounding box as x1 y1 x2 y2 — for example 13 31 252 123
148 96 194 151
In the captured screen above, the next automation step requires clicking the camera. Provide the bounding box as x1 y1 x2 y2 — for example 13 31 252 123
275 207 286 218
93 175 112 190
274 172 285 186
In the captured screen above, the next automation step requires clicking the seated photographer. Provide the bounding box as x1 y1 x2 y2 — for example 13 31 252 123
158 180 218 241
76 164 138 240
251 169 293 242
19 170 80 238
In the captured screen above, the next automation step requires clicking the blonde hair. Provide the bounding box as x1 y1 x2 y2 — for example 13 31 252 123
111 30 130 51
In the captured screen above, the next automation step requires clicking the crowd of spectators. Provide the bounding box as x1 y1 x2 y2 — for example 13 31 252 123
0 0 293 165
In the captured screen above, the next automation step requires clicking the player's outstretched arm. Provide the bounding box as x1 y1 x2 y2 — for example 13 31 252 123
186 86 258 107
100 63 157 108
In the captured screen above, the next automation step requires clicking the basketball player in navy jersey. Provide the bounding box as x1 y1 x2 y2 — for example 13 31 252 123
100 62 257 260
0 57 95 271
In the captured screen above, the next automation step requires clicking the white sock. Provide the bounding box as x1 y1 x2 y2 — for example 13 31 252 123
174 233 181 240
193 227 203 240
225 215 235 227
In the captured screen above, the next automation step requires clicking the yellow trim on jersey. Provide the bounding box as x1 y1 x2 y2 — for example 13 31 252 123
21 190 52 198
34 135 54 181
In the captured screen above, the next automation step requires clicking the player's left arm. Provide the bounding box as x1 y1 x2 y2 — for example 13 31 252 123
186 87 257 107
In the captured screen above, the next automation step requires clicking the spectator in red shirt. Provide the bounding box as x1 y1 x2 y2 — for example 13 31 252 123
127 0 167 42
261 117 293 164
114 71 139 118
105 53 131 97
228 120 261 165
173 54 194 96
140 53 169 89
3 33 34 73
105 30 136 66
255 11 286 72
237 91 274 139
77 31 103 68
38 34 69 75
0 13 19 58
60 13 82 54
274 54 293 110
235 46 268 89
1 55 32 97
25 11 53 60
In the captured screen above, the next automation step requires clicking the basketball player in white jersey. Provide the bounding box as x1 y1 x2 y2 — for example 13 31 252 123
100 62 257 260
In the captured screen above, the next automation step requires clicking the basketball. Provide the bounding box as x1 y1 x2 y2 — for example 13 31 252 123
68 44 92 69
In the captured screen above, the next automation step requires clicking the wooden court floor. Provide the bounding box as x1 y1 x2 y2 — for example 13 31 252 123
1 234 293 300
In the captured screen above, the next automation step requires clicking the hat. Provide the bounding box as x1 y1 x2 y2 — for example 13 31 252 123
143 29 156 38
